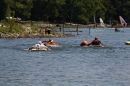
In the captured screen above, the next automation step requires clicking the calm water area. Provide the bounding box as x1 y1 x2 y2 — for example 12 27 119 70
0 27 130 86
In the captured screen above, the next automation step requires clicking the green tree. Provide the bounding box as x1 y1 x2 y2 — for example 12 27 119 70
31 0 65 21
1 0 130 24
0 0 6 19
4 0 33 20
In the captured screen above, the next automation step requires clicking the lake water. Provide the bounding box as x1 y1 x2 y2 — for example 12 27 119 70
0 28 130 86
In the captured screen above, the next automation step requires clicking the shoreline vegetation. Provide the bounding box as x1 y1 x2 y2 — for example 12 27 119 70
0 22 75 38
0 21 127 38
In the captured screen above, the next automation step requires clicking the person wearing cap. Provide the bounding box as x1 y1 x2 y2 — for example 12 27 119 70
36 41 50 50
35 41 42 48
89 37 103 45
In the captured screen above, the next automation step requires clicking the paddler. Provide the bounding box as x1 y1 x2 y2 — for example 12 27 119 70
88 37 103 45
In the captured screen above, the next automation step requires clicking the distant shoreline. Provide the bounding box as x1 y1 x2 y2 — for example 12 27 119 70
0 22 128 38
0 32 74 38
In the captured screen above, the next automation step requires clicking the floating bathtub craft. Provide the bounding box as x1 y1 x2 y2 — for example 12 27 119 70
28 44 50 51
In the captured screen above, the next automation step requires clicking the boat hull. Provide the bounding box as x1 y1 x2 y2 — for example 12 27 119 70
46 44 59 47
89 45 104 47
29 45 49 51
43 40 59 47
125 41 130 45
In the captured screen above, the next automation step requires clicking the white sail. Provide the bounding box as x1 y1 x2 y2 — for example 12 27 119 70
99 18 105 27
119 16 127 28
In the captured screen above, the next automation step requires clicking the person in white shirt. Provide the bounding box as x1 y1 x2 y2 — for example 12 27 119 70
31 41 50 50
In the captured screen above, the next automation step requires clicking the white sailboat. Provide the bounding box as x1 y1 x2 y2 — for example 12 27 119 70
119 16 127 29
99 18 105 28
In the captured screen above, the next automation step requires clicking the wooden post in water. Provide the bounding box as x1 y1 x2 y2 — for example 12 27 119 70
77 24 78 35
62 17 65 34
89 26 90 36
63 22 64 34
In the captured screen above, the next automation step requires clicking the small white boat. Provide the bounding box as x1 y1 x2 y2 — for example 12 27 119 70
125 41 130 45
119 16 127 28
99 18 105 28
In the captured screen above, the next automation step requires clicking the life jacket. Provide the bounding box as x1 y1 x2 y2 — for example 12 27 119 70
91 40 100 45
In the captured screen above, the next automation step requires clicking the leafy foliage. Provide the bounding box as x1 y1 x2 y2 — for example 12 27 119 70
0 0 130 24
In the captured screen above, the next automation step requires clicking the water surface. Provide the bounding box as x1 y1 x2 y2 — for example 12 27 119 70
0 28 130 86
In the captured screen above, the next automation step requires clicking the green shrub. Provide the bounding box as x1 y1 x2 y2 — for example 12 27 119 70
112 20 119 25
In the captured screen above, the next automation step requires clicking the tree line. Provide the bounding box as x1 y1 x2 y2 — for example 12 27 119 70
0 0 130 25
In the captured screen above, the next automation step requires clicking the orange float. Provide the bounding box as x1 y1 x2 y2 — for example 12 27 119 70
80 40 89 46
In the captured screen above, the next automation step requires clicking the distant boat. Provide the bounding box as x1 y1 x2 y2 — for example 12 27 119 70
99 18 105 27
119 16 127 28
125 39 130 45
